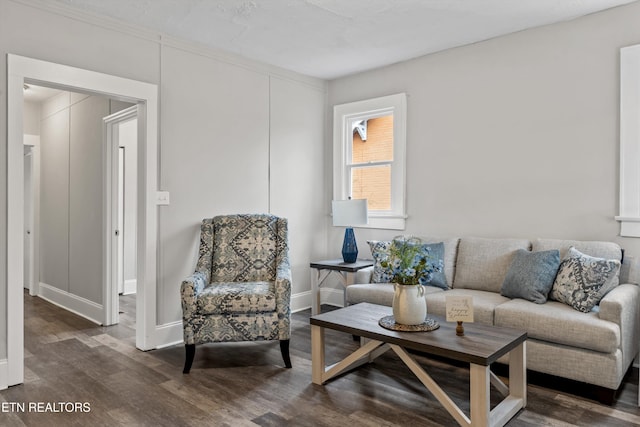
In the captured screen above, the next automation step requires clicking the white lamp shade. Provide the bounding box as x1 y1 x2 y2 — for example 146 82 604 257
332 199 368 226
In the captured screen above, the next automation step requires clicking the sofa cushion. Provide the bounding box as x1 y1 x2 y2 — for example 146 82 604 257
346 283 444 306
197 282 276 315
453 237 531 293
426 289 510 325
500 249 560 304
367 240 449 289
425 237 459 288
532 238 622 262
494 298 620 354
550 247 621 313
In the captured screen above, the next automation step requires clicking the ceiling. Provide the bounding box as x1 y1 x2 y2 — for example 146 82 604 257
50 0 638 79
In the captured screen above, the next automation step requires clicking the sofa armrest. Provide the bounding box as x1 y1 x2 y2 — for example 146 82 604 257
620 255 640 285
355 266 374 284
599 283 640 368
180 271 207 320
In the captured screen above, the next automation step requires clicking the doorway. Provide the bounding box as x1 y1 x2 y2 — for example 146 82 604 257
23 88 138 328
6 54 159 389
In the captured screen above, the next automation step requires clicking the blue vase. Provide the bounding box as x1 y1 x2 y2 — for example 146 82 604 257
342 227 358 263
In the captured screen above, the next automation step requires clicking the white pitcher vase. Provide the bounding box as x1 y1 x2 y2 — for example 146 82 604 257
392 283 427 325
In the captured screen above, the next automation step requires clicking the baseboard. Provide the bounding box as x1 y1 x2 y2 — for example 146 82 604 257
122 279 136 295
321 288 346 308
155 321 183 349
0 358 7 390
38 282 103 325
291 289 344 313
152 290 346 348
291 290 312 313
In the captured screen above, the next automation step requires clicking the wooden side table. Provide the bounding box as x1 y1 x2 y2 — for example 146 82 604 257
309 259 374 315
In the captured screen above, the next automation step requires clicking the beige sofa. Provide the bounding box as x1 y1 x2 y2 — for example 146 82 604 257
346 237 640 402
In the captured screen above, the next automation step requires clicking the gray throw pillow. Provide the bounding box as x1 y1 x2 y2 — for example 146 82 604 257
367 240 448 289
500 249 560 304
550 247 621 313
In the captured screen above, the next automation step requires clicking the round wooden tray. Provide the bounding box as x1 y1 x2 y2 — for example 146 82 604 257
378 315 440 332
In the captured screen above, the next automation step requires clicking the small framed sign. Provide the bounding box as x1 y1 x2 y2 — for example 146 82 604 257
445 296 474 323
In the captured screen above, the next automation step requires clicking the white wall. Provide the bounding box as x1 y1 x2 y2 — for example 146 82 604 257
39 92 109 306
69 94 109 304
0 0 327 357
327 1 640 263
39 94 70 295
269 76 327 309
23 101 40 135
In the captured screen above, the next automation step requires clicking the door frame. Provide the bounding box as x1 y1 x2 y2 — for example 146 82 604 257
6 54 159 388
104 106 138 326
22 136 40 297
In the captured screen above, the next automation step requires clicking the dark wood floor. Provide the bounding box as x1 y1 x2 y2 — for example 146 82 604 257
2 294 640 426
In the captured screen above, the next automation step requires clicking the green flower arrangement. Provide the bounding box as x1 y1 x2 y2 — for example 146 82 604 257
380 236 443 286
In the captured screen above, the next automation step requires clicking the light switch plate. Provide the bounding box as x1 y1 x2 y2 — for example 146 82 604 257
156 191 170 205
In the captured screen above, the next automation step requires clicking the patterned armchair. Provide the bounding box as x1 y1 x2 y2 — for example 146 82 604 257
180 214 292 373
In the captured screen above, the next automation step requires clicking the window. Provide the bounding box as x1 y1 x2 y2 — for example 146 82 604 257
333 93 407 229
616 44 640 237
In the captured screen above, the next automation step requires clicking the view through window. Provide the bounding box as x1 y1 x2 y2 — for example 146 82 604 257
350 115 393 211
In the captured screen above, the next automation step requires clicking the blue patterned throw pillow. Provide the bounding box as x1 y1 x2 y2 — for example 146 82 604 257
550 247 621 312
368 240 393 283
367 240 448 289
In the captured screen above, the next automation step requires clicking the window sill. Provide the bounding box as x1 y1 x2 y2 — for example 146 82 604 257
615 216 640 237
357 214 407 230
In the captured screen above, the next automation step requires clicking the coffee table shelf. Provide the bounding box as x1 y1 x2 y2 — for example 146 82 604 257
310 303 527 427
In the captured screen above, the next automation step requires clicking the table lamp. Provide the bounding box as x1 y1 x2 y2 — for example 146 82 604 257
332 199 368 263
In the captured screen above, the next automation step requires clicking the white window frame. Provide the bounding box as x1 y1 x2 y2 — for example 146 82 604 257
333 93 407 230
616 44 640 237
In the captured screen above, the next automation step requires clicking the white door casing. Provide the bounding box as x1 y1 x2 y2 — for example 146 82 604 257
6 54 159 389
23 135 40 298
23 147 32 291
104 106 138 326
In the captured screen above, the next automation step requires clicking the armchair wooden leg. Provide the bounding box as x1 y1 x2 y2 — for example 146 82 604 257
183 344 196 374
280 339 292 368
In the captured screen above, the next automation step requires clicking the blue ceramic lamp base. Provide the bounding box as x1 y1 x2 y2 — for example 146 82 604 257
341 227 358 263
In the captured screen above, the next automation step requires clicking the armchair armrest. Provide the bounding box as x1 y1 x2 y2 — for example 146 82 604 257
275 254 292 339
180 271 208 320
599 283 640 368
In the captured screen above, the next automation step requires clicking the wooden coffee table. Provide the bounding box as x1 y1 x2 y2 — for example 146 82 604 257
310 303 527 427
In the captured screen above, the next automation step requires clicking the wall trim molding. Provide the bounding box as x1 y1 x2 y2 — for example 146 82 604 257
160 37 326 91
38 282 103 325
123 280 137 296
11 0 327 92
154 321 183 349
291 288 344 314
291 290 312 313
11 0 160 43
320 288 346 308
153 290 341 348
0 359 7 390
